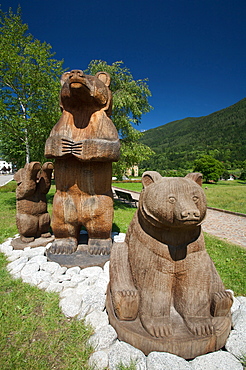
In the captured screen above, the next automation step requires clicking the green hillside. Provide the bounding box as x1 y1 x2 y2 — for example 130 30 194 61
140 98 246 172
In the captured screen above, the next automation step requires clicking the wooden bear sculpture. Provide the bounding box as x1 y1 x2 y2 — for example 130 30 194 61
107 171 233 359
14 162 53 243
45 70 120 255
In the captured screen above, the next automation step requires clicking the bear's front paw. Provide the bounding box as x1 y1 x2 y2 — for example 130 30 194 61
88 238 112 255
112 289 139 321
183 316 214 336
211 291 233 317
48 238 78 254
140 315 173 337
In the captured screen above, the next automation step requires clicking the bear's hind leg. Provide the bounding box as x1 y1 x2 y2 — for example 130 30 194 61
39 212 51 238
16 213 38 243
49 193 79 254
140 269 173 337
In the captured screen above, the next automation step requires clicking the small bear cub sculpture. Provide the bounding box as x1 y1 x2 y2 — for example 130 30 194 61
107 171 232 357
14 162 53 243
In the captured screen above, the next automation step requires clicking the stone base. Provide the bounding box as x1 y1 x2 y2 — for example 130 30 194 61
106 285 232 360
46 246 110 269
46 233 110 268
11 235 55 250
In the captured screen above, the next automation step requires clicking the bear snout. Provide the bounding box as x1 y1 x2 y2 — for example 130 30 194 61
181 209 200 221
69 70 84 79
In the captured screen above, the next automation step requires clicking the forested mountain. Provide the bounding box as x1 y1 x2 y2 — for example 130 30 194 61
140 98 246 172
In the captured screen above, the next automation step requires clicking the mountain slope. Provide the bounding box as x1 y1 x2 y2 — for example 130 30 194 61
140 98 246 170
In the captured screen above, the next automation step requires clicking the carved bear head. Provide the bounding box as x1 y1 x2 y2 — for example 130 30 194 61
59 69 112 115
139 171 207 229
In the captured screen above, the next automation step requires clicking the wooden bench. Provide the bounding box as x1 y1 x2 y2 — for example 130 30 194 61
114 190 138 207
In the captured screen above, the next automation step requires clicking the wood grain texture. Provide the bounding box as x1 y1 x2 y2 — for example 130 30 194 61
45 70 120 255
107 171 233 358
14 161 53 243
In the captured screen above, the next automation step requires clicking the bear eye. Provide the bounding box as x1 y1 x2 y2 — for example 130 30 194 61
169 196 176 204
193 195 199 203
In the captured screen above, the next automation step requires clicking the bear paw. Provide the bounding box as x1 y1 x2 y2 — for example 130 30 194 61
183 316 214 336
48 238 78 254
21 236 35 243
112 289 139 321
140 315 173 337
41 232 52 238
88 238 112 255
211 291 233 317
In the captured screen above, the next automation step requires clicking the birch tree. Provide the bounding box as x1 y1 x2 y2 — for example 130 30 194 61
0 6 63 168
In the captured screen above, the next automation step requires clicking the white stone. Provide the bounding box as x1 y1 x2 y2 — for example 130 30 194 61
66 266 81 276
71 274 86 283
113 233 126 243
84 310 109 330
88 325 117 351
20 262 40 284
78 287 106 319
23 246 46 258
60 280 78 289
89 350 109 370
232 309 246 332
54 274 71 283
38 281 50 290
237 296 246 308
225 329 246 360
0 241 13 256
40 261 61 274
28 255 47 266
75 277 96 295
231 296 241 313
109 341 147 370
35 270 52 284
7 250 24 261
93 273 108 292
59 293 83 318
190 350 243 369
80 266 103 279
147 352 191 370
103 260 110 280
46 282 63 293
7 256 28 271
60 287 75 299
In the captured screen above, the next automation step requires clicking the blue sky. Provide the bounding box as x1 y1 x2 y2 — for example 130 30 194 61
1 0 246 131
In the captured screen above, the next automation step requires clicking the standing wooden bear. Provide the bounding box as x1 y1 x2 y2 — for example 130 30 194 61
14 162 53 244
107 171 233 359
45 70 120 255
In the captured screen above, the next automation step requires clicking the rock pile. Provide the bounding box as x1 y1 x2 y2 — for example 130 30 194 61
0 235 245 370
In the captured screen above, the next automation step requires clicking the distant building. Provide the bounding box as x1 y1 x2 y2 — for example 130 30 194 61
126 165 139 177
0 160 12 174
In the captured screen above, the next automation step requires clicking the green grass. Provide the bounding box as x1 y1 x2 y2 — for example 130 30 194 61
0 252 93 370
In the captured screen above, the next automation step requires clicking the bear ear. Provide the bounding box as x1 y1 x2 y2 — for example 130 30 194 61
185 172 203 187
142 171 163 188
60 72 70 86
95 71 111 87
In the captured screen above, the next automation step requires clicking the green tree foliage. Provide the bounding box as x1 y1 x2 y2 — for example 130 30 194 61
85 60 154 178
193 155 224 183
0 6 64 168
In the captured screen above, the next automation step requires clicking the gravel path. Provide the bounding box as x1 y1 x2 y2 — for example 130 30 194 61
202 208 246 248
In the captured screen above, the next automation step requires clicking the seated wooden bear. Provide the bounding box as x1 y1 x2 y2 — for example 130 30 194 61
107 171 233 358
45 70 120 255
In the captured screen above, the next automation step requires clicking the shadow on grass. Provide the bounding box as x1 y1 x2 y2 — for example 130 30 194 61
113 199 137 210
